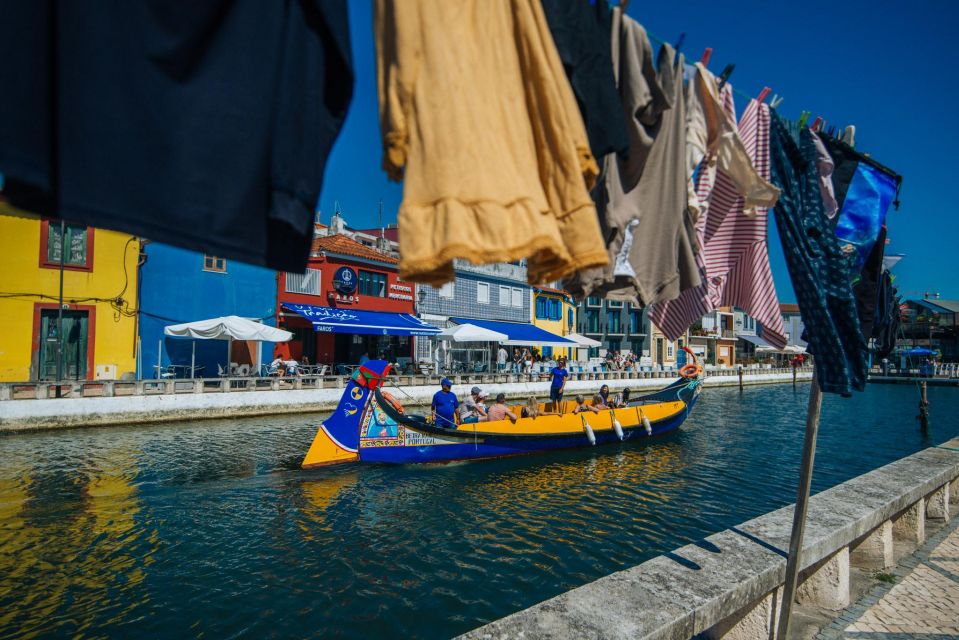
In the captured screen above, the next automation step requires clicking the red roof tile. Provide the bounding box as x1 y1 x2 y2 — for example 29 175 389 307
780 303 800 313
311 234 398 265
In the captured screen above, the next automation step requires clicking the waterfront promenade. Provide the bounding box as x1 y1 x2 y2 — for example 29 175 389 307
817 515 959 639
0 366 811 432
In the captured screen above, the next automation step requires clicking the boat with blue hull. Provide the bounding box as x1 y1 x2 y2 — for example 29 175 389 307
302 359 703 468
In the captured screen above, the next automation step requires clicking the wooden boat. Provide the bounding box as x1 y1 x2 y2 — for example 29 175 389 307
302 357 703 468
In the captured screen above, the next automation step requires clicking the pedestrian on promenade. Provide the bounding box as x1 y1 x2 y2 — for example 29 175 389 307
431 378 459 429
549 356 569 412
512 348 522 373
359 351 370 366
497 346 508 372
486 393 517 423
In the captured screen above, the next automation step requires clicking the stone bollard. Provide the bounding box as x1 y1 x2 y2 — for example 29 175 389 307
102 381 115 397
892 498 926 547
850 521 894 569
926 483 951 521
796 547 850 610
705 586 782 640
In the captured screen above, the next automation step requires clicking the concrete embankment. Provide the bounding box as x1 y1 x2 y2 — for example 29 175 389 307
459 437 959 640
0 369 811 432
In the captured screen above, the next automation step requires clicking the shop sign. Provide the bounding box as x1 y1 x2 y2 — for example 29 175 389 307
333 266 357 295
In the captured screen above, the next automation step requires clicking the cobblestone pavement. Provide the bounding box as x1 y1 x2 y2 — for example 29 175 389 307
817 516 959 640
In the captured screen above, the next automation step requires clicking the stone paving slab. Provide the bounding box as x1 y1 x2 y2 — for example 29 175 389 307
816 516 959 640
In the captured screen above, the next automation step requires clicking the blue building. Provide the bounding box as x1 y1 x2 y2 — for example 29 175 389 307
138 243 278 378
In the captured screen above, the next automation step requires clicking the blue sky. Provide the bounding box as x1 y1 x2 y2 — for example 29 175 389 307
318 1 957 303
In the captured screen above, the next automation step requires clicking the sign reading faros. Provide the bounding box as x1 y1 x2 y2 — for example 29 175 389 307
332 266 357 295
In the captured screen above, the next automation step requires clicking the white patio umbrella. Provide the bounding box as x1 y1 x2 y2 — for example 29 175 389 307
164 316 293 377
436 324 508 374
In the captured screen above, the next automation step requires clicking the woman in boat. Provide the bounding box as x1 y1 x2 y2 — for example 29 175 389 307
598 384 611 407
486 393 518 423
612 387 632 407
521 395 559 418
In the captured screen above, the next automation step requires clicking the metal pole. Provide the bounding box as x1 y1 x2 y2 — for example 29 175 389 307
157 339 162 379
55 219 65 398
191 341 196 379
776 367 823 639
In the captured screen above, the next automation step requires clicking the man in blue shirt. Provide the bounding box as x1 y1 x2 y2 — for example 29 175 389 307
549 356 569 412
431 378 460 428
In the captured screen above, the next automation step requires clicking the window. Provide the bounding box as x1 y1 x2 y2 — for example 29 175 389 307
535 296 548 320
607 312 621 333
499 286 510 306
477 282 490 304
586 310 600 333
608 340 621 353
567 308 574 329
285 268 321 295
43 223 92 269
667 342 674 359
631 339 644 354
203 255 226 272
588 347 600 359
542 346 553 358
630 311 643 334
511 287 523 308
359 270 388 297
586 296 602 307
549 298 562 321
437 281 454 299
607 300 623 308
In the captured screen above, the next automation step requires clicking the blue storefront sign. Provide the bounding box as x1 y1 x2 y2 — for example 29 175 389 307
333 266 357 295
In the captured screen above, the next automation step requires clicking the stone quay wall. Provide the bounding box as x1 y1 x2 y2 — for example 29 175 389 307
0 367 811 432
460 437 959 640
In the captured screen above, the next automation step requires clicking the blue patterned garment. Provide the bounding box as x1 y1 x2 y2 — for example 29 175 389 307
768 113 867 396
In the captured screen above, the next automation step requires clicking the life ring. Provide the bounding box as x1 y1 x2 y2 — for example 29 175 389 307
679 363 702 379
380 391 404 414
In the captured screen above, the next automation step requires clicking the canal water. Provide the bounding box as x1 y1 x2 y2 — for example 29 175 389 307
1 382 957 639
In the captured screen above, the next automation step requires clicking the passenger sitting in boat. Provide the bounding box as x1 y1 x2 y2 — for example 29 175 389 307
598 384 611 407
571 394 600 414
591 393 611 410
431 378 460 429
486 393 517 423
521 395 559 418
459 386 489 424
612 388 631 407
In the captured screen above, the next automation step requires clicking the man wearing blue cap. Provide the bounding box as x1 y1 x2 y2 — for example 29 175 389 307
431 378 460 429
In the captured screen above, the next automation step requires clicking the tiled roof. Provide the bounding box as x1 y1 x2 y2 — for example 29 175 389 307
780 303 800 314
311 234 398 265
535 285 573 298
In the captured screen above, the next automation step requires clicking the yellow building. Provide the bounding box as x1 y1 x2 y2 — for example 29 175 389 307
0 206 140 382
531 286 577 360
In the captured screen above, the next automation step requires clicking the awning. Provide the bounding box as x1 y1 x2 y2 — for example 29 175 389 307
738 334 772 348
450 317 576 347
284 303 440 336
438 323 508 343
565 332 602 347
164 316 292 342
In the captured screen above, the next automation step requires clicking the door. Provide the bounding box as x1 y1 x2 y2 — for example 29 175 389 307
38 309 89 380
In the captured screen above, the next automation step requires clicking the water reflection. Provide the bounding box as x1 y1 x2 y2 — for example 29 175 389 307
0 384 956 639
0 448 152 638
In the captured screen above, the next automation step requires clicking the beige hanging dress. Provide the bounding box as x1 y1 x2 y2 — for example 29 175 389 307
375 0 608 285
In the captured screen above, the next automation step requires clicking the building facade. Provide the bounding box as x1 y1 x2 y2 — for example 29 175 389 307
688 308 737 367
139 243 278 378
577 297 648 359
901 298 959 361
278 233 417 367
531 286 577 359
0 207 139 381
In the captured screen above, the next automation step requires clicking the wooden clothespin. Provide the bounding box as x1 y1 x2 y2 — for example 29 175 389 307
700 48 713 66
757 87 771 104
717 63 735 90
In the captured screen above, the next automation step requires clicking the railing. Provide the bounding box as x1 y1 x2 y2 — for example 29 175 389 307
0 366 813 401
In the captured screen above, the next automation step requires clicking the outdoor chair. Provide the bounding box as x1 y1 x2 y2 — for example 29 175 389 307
217 363 230 378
